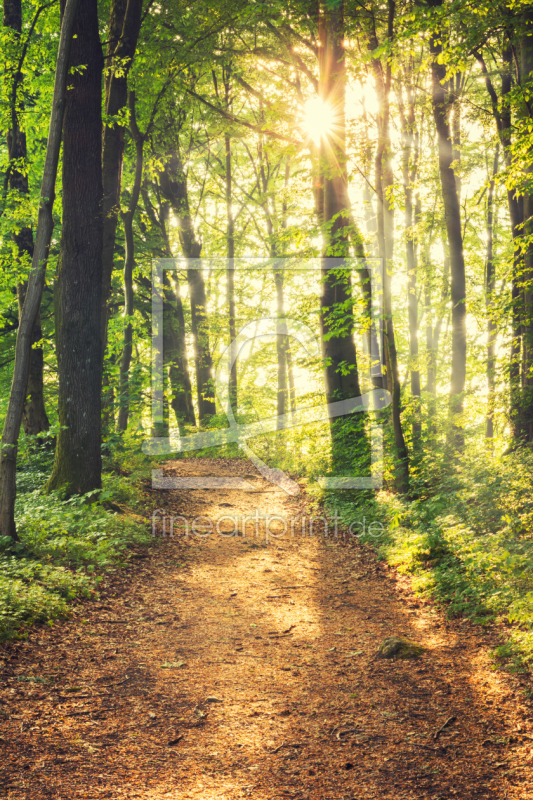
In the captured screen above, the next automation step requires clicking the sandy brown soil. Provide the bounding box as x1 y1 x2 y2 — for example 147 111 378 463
1 457 533 799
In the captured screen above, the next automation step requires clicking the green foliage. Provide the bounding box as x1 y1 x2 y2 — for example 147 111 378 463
333 442 533 665
0 437 151 641
14 489 148 566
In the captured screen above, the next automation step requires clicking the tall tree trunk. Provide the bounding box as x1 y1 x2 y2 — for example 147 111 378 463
428 0 467 449
486 146 499 442
0 0 79 539
142 187 196 428
159 155 216 420
223 69 238 410
160 206 196 430
452 72 462 201
46 0 104 495
274 270 289 423
475 43 523 439
520 10 533 441
117 92 143 433
318 0 367 474
100 0 143 356
423 230 449 435
4 0 50 437
281 158 296 415
370 0 409 492
165 272 196 431
256 133 291 424
399 72 421 444
16 286 49 436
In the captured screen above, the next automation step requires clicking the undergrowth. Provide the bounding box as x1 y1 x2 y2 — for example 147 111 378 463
328 441 533 671
0 432 152 642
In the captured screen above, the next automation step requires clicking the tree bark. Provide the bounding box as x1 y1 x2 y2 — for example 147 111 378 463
428 0 467 449
46 0 104 495
0 0 79 539
4 0 50 437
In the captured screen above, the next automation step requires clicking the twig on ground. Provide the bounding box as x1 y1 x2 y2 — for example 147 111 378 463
434 714 456 740
269 741 301 754
409 742 446 753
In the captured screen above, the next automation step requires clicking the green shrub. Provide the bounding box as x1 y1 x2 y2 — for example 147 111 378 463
0 451 151 641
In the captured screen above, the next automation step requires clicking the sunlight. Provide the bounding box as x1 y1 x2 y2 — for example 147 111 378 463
302 96 335 145
346 78 379 118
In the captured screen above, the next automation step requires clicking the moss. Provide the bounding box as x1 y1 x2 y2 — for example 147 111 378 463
376 635 426 660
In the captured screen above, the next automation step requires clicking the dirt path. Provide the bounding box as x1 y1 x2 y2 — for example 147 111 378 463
1 458 533 799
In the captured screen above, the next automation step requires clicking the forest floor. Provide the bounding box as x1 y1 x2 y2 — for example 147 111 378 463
1 457 533 799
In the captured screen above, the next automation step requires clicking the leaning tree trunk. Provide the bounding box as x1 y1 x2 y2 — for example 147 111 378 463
0 0 79 539
428 0 467 450
46 0 104 496
317 0 367 474
4 0 50 437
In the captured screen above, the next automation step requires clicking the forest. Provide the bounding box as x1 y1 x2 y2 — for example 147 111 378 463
2 0 533 797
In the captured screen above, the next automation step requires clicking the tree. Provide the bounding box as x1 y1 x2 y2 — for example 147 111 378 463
3 0 50 436
367 0 410 490
117 91 144 433
100 0 144 354
316 0 369 474
0 0 79 539
427 0 467 449
46 0 104 495
159 151 216 421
